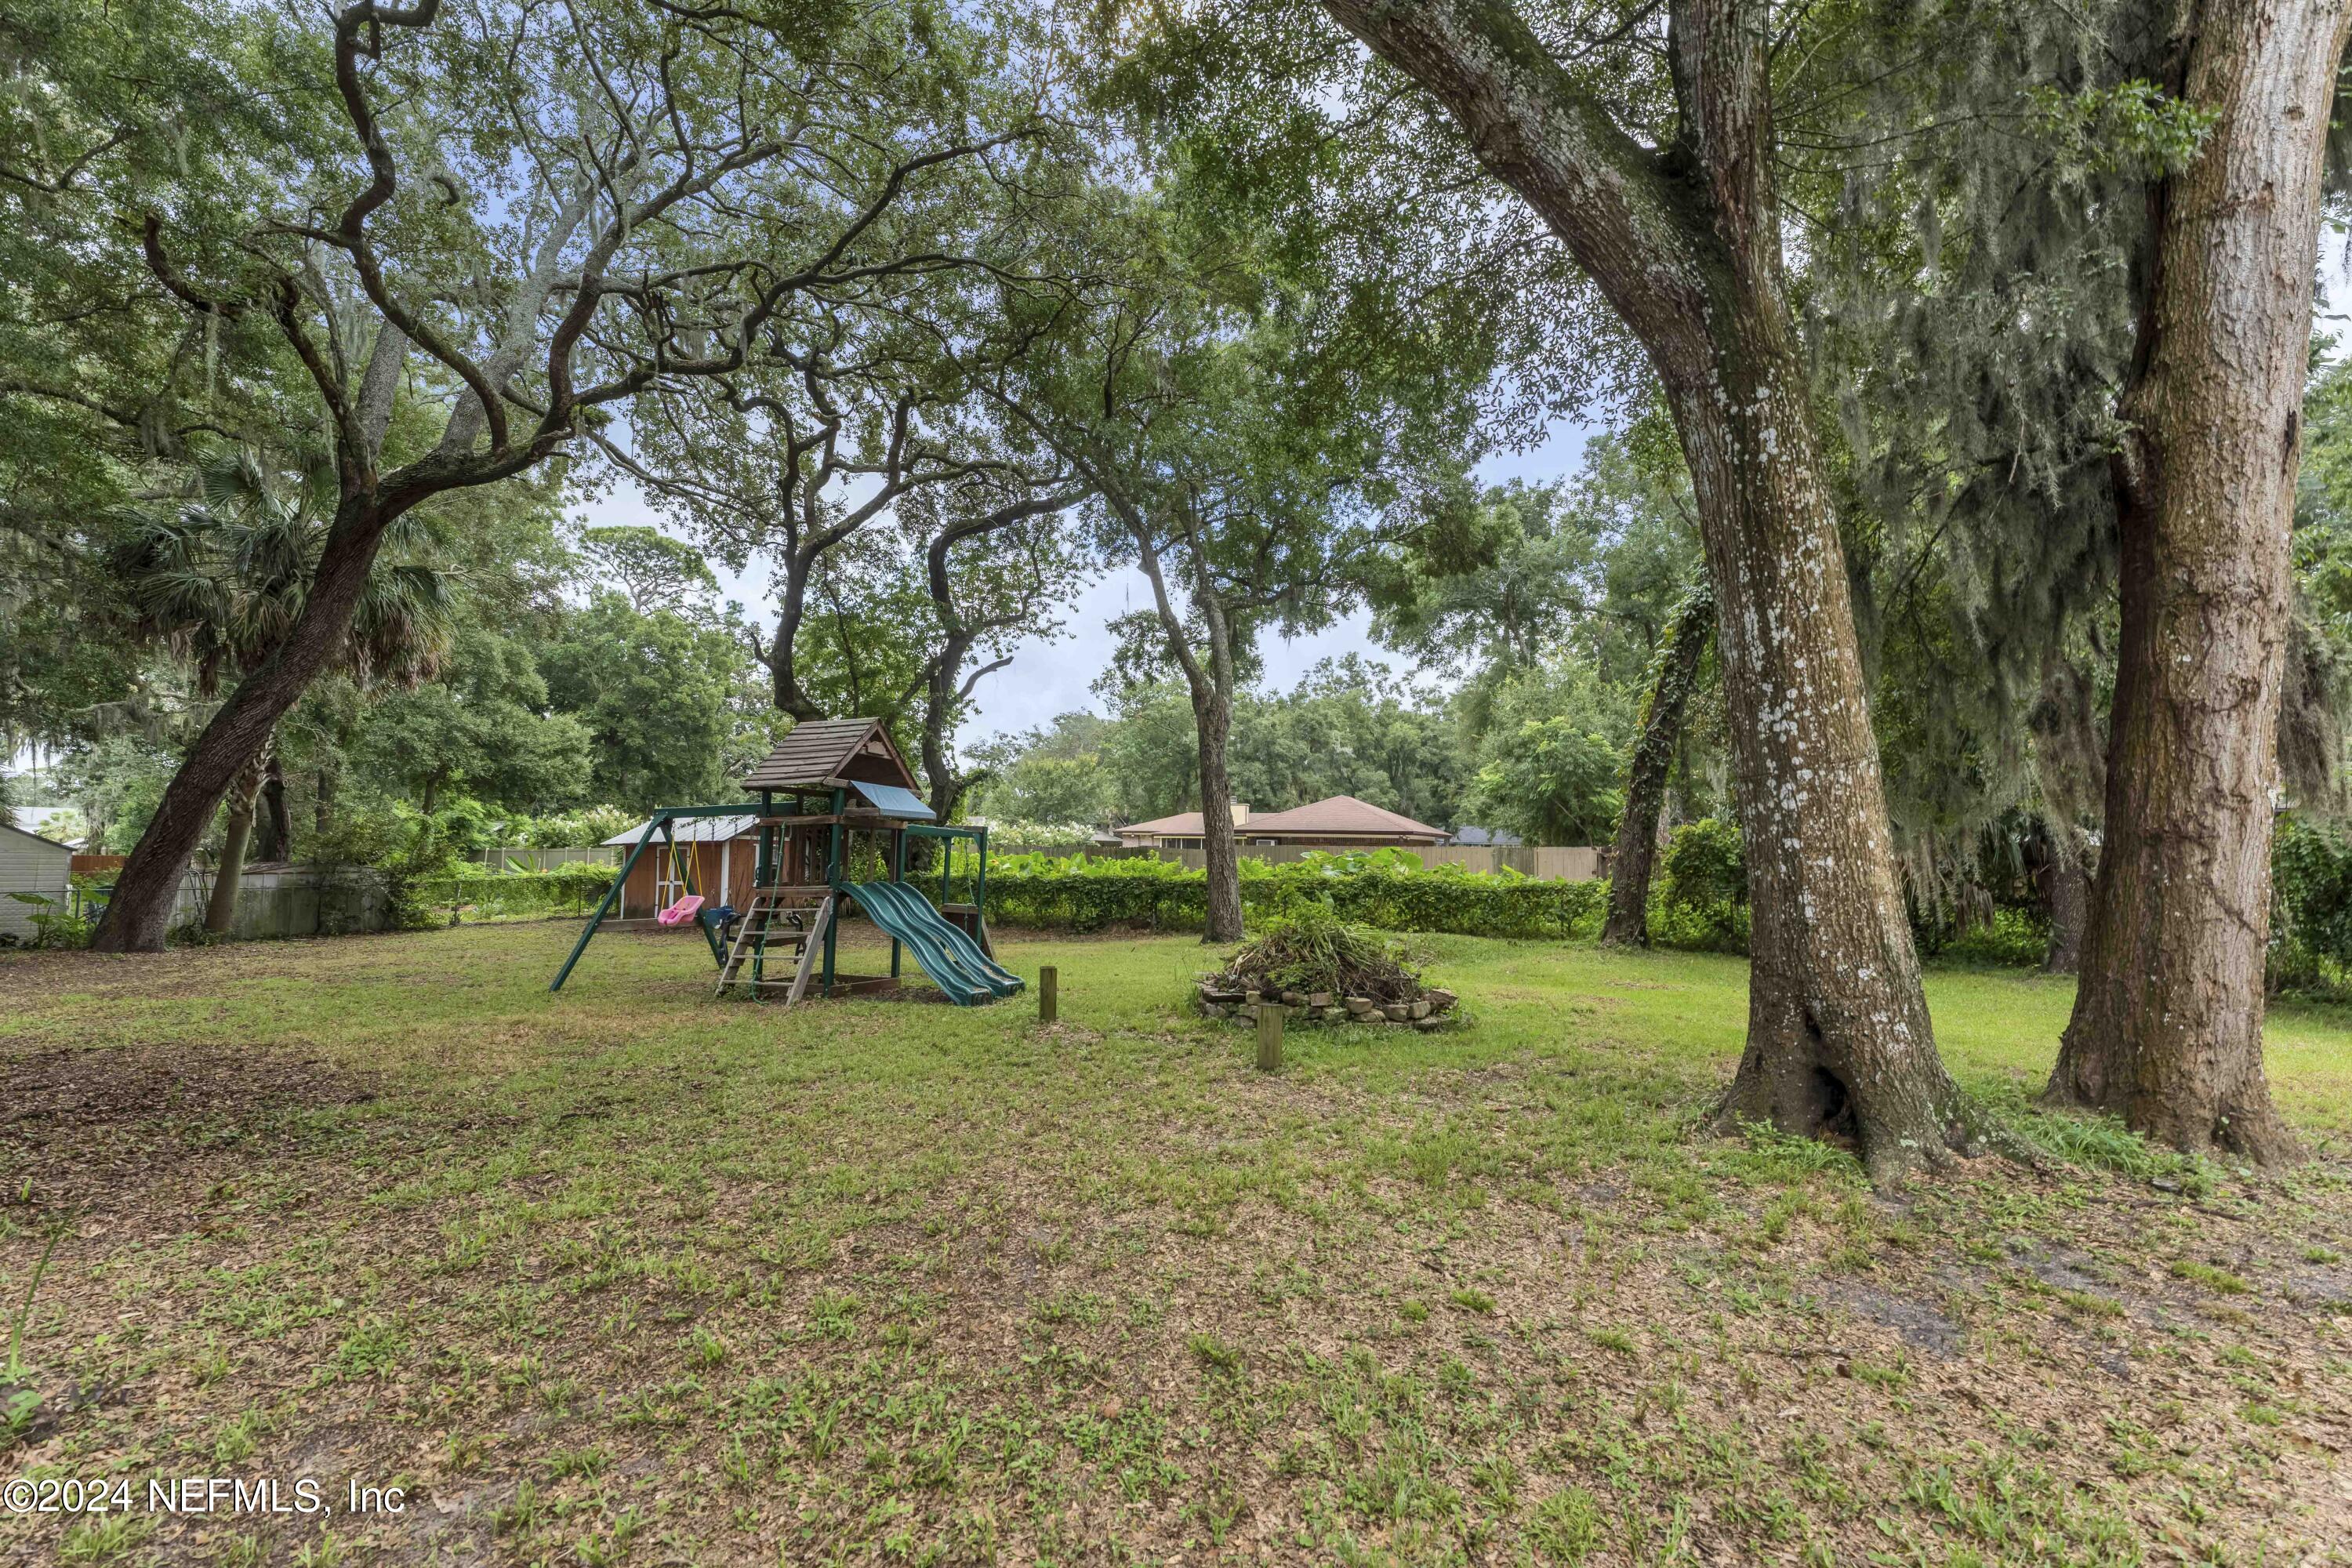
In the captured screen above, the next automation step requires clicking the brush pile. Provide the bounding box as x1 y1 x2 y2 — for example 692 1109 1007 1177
1196 902 1458 1029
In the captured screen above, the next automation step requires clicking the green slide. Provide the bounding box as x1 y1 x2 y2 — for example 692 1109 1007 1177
850 881 1024 1005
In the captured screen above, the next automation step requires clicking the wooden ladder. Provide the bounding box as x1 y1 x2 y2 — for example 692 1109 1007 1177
714 887 829 998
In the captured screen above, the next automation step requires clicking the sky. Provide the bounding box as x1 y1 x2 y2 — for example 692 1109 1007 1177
576 413 1596 750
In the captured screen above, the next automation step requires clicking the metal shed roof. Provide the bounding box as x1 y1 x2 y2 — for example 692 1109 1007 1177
600 815 758 847
0 818 71 855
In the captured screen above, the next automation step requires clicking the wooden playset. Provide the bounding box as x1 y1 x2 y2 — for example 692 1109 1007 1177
550 718 1019 1007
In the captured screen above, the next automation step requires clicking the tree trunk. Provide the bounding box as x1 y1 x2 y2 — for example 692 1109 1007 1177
1602 585 1712 946
1120 493 1247 944
92 496 394 952
254 750 292 863
204 756 263 935
2041 838 2088 975
2048 0 2346 1166
2028 651 2103 977
1676 325 1964 1181
920 652 973 826
768 557 826 724
1322 0 1969 1180
1193 693 1243 944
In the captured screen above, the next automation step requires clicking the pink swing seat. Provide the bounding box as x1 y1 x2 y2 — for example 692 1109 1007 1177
657 895 705 927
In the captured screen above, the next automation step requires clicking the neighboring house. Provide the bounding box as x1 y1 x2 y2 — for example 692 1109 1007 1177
0 820 73 943
10 806 84 848
600 815 761 921
1116 795 1447 851
1114 800 1252 851
1449 825 1524 848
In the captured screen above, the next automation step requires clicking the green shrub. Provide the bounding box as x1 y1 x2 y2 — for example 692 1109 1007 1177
2271 813 2352 992
307 812 458 931
4 891 91 949
1936 908 2049 967
976 848 1606 941
416 862 619 923
1653 818 1748 953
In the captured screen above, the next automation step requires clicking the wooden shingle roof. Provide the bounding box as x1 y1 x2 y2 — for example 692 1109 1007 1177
741 717 919 794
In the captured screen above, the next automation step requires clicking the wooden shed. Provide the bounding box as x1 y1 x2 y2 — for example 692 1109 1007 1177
0 820 73 943
600 814 761 922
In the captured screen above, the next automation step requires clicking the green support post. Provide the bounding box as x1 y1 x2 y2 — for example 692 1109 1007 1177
753 791 775 990
822 787 844 995
890 829 906 978
550 815 665 991
549 802 765 993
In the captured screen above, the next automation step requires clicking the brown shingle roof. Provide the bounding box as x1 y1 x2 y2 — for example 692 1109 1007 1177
1115 796 1444 842
741 717 919 793
1239 796 1445 840
1115 811 1206 839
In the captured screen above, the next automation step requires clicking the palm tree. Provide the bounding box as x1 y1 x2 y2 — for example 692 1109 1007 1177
110 446 451 931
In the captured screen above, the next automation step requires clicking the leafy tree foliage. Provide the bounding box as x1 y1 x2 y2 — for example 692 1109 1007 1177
1465 658 1632 847
539 585 779 813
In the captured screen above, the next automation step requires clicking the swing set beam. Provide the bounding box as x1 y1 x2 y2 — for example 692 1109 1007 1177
549 804 764 992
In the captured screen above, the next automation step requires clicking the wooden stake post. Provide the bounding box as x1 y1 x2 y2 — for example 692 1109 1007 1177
1256 1004 1283 1073
1039 965 1058 1024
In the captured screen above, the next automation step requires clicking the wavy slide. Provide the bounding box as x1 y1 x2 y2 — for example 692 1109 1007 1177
849 881 1024 1007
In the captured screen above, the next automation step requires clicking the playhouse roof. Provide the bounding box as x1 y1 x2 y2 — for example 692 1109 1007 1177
742 717 920 797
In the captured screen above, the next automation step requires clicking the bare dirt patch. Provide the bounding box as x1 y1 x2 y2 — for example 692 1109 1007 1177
2 1043 383 1221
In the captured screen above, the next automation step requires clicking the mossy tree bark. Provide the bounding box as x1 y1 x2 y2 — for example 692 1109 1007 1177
1324 0 1969 1178
1602 584 1711 946
2040 848 2089 975
2049 0 2350 1166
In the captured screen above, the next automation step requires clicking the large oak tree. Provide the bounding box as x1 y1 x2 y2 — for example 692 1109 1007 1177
1207 0 1976 1176
2049 0 2352 1162
72 0 1044 949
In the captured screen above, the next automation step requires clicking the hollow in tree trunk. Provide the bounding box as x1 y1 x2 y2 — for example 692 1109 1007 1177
2048 0 2347 1165
1602 585 1711 946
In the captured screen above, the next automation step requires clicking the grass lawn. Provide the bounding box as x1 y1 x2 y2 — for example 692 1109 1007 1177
3 922 2350 1566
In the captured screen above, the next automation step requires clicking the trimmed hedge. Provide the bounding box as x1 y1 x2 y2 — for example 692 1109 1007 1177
419 862 621 922
413 847 1616 942
979 849 1606 941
